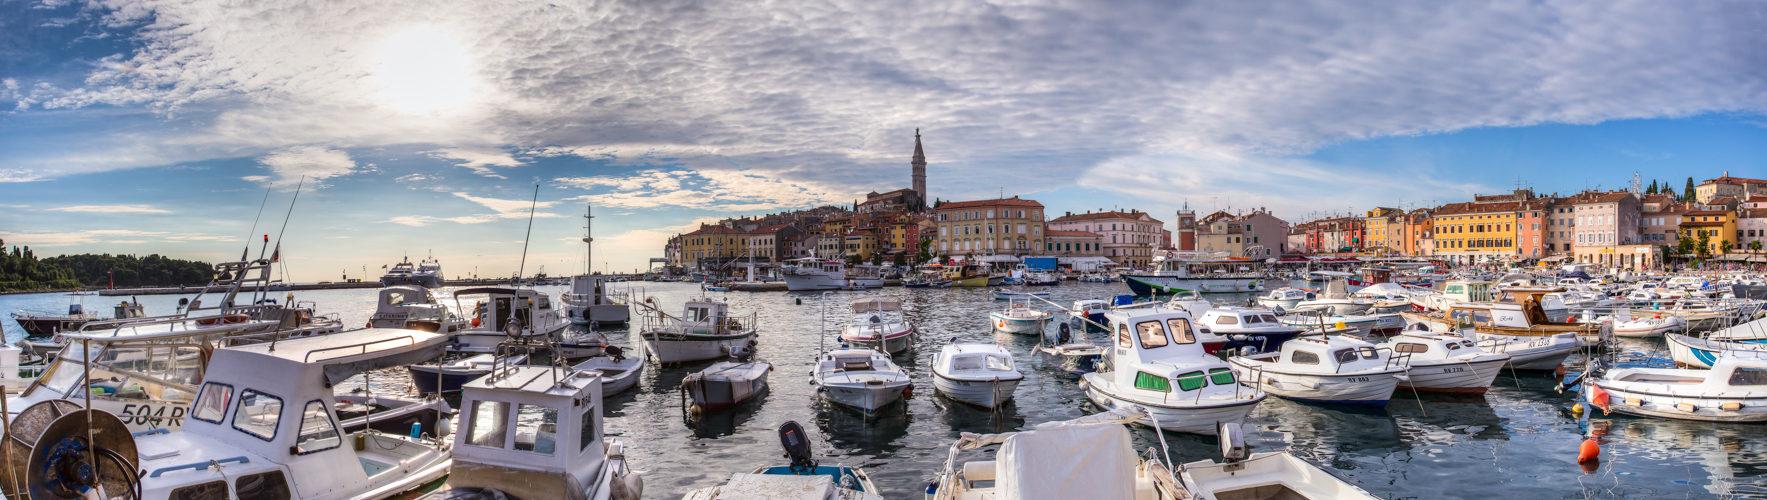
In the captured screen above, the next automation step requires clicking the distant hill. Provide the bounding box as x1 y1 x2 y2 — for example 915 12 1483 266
42 253 218 289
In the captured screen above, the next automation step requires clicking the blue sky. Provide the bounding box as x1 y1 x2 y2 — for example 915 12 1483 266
2 0 1763 280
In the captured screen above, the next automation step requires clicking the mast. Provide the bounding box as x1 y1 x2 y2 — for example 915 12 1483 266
584 204 594 276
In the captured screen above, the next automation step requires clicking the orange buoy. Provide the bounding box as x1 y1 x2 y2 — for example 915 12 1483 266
1590 385 1612 415
366 322 372 328
471 317 482 327
1577 439 1600 463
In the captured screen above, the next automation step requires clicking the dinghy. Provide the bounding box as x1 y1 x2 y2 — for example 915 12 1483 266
572 345 645 395
930 342 1022 408
1035 322 1106 374
683 358 772 411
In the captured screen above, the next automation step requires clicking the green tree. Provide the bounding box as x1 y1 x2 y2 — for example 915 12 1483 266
1675 229 1695 255
1646 180 1657 194
892 252 906 267
1685 177 1697 202
1721 240 1734 255
870 251 885 266
845 252 864 266
1695 230 1713 258
914 236 935 265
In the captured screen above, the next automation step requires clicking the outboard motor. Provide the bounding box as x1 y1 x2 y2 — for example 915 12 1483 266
778 421 817 474
1218 422 1248 463
1057 323 1072 345
606 344 626 362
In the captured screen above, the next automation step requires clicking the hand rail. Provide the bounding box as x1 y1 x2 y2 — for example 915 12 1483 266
150 456 249 477
304 335 416 362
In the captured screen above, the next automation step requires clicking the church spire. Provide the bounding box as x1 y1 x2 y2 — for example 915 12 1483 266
912 128 925 162
911 128 927 208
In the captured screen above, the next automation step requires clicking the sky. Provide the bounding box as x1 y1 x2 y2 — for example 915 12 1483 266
1 0 1764 281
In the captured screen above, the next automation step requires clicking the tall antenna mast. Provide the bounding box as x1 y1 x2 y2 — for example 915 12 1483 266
583 203 594 275
516 185 539 286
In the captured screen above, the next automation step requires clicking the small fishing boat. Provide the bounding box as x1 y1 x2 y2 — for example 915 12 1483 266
684 421 882 499
369 285 468 333
636 297 759 364
408 352 531 394
811 347 912 414
1667 333 1767 369
1228 335 1405 406
930 342 1022 408
1612 314 1686 338
572 346 645 395
1292 278 1371 315
1583 350 1767 422
1461 329 1581 371
992 289 1050 300
988 297 1053 335
1079 304 1265 435
1279 313 1380 337
840 296 915 355
1196 307 1305 354
1162 423 1382 500
1700 315 1767 343
1399 287 1608 345
1023 272 1060 286
1257 287 1314 311
1035 322 1106 374
1378 332 1511 395
683 358 772 411
447 287 571 353
1069 299 1110 329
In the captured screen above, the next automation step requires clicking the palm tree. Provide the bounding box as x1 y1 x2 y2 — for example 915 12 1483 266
1751 240 1763 254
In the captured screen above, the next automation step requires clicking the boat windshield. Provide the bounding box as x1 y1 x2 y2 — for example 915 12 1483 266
30 342 204 403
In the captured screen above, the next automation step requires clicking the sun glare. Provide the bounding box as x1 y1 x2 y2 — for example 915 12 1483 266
373 26 474 114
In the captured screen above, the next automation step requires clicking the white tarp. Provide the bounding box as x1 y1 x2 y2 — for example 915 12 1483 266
977 255 1022 263
997 422 1137 500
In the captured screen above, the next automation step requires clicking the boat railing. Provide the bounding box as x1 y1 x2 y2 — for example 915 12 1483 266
1382 348 1412 372
303 334 417 363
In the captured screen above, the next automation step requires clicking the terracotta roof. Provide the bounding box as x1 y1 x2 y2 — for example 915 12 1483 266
1685 210 1732 216
1046 230 1102 237
939 197 1044 209
748 224 793 234
1574 192 1636 204
1434 201 1523 215
1049 210 1164 224
1702 176 1767 186
1742 208 1767 219
684 224 746 236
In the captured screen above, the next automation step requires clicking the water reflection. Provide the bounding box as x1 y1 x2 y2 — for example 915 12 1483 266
685 389 770 439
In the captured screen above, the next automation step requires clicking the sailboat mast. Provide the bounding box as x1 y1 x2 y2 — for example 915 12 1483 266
583 204 594 276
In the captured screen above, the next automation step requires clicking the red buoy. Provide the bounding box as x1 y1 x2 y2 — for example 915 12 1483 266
1577 439 1600 463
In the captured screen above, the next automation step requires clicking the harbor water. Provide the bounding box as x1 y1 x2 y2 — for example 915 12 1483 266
5 282 1766 499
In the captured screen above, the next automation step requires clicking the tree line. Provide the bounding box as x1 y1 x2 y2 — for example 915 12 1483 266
0 239 218 292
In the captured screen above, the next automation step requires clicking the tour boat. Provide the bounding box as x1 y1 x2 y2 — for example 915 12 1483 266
684 421 882 500
637 297 759 364
1257 287 1314 311
1667 333 1767 369
1079 304 1266 435
1228 335 1405 406
683 358 771 411
423 363 642 500
783 259 885 291
989 297 1053 335
1122 253 1267 295
572 348 645 395
1612 314 1686 338
1583 350 1767 422
840 296 915 355
368 285 468 334
930 342 1022 408
811 347 912 414
125 328 454 499
1378 332 1511 394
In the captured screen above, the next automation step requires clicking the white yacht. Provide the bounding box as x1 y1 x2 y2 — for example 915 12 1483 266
637 298 758 364
783 259 885 291
1078 304 1266 435
840 296 915 354
930 342 1022 408
1228 335 1405 407
380 255 442 288
811 348 912 414
413 256 445 288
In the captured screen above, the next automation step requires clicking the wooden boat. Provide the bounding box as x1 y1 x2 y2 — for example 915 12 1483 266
1399 287 1607 344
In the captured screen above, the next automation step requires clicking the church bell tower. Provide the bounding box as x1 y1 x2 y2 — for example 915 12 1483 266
912 129 927 207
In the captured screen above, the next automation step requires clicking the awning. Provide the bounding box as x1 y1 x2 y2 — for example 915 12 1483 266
1539 255 1570 263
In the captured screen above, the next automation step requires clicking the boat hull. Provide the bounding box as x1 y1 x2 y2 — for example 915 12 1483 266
1121 275 1264 295
686 368 768 410
641 330 757 364
818 381 908 413
931 373 1021 408
783 274 884 291
1079 374 1264 435
407 366 490 394
1589 381 1767 423
1666 334 1767 369
1398 357 1509 395
13 317 90 337
1228 358 1402 407
573 356 646 394
989 313 1050 335
1034 344 1104 374
565 303 631 325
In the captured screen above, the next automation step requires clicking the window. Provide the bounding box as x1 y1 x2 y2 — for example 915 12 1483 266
171 482 228 500
232 389 283 441
467 400 510 448
1166 319 1195 344
1134 372 1171 392
1214 315 1239 325
580 404 599 452
514 404 559 454
1333 349 1359 364
1730 368 1767 386
1208 368 1235 386
235 471 292 500
1291 350 1320 364
1136 321 1168 349
1359 347 1380 359
294 401 341 454
1395 343 1428 353
1175 371 1207 391
1116 323 1133 348
191 382 234 424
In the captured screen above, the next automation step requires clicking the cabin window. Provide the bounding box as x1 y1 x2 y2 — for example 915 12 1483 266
1261 315 1280 324
1333 349 1358 364
1471 311 1492 324
385 291 409 305
1243 315 1262 324
951 355 984 371
1209 368 1235 386
1729 368 1767 386
1175 371 1207 391
580 404 598 452
1136 321 1169 349
1134 372 1171 392
191 382 234 424
1166 319 1196 344
513 404 559 455
1359 347 1379 359
1214 316 1239 325
171 481 228 500
1291 351 1320 365
232 389 283 441
294 400 341 455
235 470 292 500
1445 285 1465 294
467 400 511 448
1446 343 1461 351
985 355 1013 371
1395 343 1429 353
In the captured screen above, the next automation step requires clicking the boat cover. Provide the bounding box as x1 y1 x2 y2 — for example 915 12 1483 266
1732 285 1767 301
850 296 903 312
995 423 1136 500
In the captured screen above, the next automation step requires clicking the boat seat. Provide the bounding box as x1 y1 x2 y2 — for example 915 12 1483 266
841 361 872 371
963 461 996 482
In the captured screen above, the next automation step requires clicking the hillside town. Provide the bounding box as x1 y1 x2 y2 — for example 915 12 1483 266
661 133 1767 276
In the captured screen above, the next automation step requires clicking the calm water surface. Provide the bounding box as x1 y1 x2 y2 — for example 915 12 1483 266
6 282 1767 499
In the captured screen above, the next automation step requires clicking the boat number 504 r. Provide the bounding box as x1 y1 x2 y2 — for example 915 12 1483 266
120 404 185 427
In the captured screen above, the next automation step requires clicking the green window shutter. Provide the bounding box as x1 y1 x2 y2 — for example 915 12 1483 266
1209 368 1235 386
1175 371 1207 391
1134 372 1171 392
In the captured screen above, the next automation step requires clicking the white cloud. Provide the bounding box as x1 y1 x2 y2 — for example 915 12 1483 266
0 169 49 183
0 229 166 246
250 146 358 189
556 169 845 211
383 192 564 226
45 205 172 213
427 147 522 178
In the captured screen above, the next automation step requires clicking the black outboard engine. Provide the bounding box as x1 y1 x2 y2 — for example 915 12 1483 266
606 345 626 362
778 420 817 474
1057 323 1072 345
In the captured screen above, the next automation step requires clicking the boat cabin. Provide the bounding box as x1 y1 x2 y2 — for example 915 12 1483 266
454 287 555 335
133 328 452 499
449 365 628 500
371 285 461 333
1197 308 1288 332
1269 335 1393 374
1383 332 1484 362
1359 266 1394 285
1439 280 1495 304
934 344 1016 375
1102 307 1234 394
674 299 749 335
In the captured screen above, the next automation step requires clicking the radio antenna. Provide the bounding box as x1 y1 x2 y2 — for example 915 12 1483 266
516 184 540 287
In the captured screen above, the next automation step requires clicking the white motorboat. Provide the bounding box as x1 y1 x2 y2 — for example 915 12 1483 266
447 287 571 353
1612 314 1686 338
1410 279 1496 312
636 297 759 364
1122 253 1268 294
1584 350 1767 422
1079 304 1265 435
1279 313 1379 337
423 363 642 500
1069 299 1111 328
683 358 771 411
369 285 468 333
783 259 885 291
1379 332 1511 395
1666 333 1767 369
930 342 1022 408
988 297 1053 335
1257 287 1313 311
1165 426 1383 500
684 421 882 500
840 296 915 355
1697 315 1767 343
1228 335 1405 407
1196 307 1305 355
572 348 646 395
1292 278 1371 315
1459 328 1581 371
111 328 454 500
408 352 531 394
811 347 912 414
